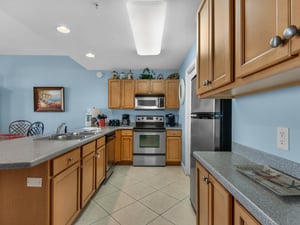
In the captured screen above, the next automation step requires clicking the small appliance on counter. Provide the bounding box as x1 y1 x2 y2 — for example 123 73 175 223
166 113 176 127
109 119 120 126
121 114 130 126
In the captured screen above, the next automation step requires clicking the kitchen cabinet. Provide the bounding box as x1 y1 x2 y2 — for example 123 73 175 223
165 80 179 109
166 129 182 164
95 136 105 189
234 200 261 225
196 0 233 95
108 79 135 109
81 141 96 208
51 148 81 225
235 0 292 78
135 79 165 94
196 161 232 225
120 129 133 162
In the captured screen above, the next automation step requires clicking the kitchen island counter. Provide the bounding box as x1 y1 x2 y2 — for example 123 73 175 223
0 127 121 169
193 149 300 225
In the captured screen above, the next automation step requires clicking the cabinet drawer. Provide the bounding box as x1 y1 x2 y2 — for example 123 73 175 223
52 148 80 176
82 141 96 158
121 129 133 136
166 130 181 137
96 136 105 148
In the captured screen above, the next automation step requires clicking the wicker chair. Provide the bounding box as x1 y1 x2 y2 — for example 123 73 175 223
9 120 32 135
27 121 44 136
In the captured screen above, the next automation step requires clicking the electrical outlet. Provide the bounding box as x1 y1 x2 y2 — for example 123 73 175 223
27 177 42 187
277 127 289 151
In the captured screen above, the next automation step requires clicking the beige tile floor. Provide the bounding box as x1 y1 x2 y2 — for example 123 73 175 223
74 165 195 225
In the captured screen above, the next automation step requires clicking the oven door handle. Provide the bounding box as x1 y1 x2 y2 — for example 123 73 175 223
133 128 165 132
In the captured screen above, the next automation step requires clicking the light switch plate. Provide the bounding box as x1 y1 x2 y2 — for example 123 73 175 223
277 127 289 151
27 177 42 187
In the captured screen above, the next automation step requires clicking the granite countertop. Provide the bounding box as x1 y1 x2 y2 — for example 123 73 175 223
165 124 182 129
0 126 134 169
193 151 300 225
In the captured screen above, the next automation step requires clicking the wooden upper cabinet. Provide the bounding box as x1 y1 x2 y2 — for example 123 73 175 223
235 0 291 78
108 79 135 109
291 0 300 55
196 0 233 95
165 80 179 109
122 80 135 109
135 80 165 94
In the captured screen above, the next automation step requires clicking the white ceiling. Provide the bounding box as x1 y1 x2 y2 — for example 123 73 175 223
0 0 201 71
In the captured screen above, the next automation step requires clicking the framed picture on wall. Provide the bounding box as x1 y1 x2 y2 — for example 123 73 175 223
34 87 65 112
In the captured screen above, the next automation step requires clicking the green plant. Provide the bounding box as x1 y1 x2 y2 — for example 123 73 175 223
139 68 155 79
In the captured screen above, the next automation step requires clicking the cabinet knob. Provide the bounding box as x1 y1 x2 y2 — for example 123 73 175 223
95 152 100 158
203 80 211 86
269 35 284 48
283 25 298 40
202 176 209 184
67 157 73 162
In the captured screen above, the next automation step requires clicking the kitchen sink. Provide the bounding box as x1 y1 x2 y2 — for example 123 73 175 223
35 131 97 141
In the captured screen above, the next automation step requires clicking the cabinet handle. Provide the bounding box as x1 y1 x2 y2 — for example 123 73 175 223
203 80 211 86
270 25 299 48
283 25 299 40
67 157 73 162
202 176 209 184
269 35 284 48
95 152 100 158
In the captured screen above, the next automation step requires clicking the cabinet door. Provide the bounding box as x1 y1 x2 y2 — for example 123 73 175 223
135 80 150 94
81 153 95 207
165 80 179 109
197 0 233 95
51 162 80 225
108 80 121 108
234 200 261 225
166 136 181 163
210 175 232 225
122 80 135 109
95 145 105 189
196 162 209 225
235 0 290 78
291 0 300 55
196 0 210 95
120 130 133 162
150 80 165 94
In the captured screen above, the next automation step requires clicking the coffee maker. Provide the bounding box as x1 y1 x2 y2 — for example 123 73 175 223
121 114 130 126
166 113 176 127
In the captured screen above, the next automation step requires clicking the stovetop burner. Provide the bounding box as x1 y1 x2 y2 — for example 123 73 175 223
134 115 164 129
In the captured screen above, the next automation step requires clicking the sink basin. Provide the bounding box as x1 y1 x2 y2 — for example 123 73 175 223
36 132 96 141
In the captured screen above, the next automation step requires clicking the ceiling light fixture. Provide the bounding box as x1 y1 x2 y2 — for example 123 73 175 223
56 25 71 34
86 53 95 58
126 0 167 56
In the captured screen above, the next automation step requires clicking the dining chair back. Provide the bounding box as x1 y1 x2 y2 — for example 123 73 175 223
27 121 44 136
9 120 32 135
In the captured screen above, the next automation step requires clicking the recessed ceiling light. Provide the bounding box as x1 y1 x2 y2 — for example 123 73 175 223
56 25 71 34
86 53 95 58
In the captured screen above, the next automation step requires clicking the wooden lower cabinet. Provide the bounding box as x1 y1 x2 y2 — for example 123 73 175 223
120 129 133 162
196 161 232 225
95 136 106 188
166 129 182 164
234 200 261 225
51 148 81 225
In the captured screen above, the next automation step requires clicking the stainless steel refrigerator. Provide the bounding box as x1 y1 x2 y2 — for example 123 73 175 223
190 76 232 211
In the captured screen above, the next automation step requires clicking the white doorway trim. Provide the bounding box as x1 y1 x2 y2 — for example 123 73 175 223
184 59 196 175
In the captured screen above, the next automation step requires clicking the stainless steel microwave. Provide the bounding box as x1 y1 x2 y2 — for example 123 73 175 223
135 94 165 110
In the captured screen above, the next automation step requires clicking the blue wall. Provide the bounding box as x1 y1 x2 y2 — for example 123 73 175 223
232 85 300 163
0 55 177 134
178 41 197 166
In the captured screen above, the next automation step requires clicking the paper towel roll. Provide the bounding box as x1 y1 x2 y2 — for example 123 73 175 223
90 108 100 117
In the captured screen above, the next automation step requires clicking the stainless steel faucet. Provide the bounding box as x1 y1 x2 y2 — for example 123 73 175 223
56 122 66 134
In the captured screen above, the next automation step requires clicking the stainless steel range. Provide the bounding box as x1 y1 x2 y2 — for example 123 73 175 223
133 115 166 166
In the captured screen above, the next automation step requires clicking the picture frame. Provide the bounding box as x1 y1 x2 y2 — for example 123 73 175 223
34 87 65 112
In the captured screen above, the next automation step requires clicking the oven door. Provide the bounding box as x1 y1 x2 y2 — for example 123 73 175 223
133 129 165 154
